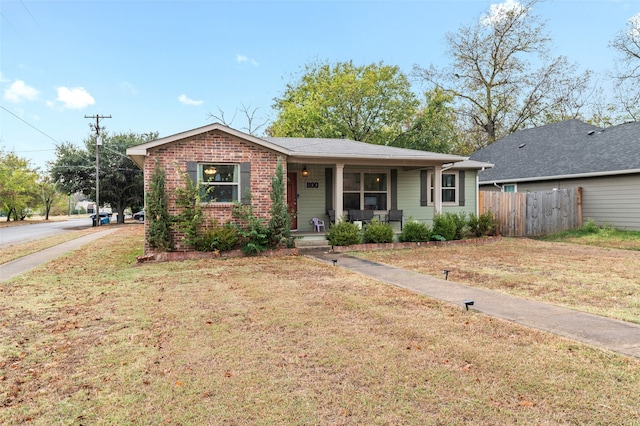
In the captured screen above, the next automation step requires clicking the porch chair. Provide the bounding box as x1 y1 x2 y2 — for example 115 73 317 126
327 209 336 223
361 209 374 224
312 217 325 233
348 209 363 223
386 209 403 230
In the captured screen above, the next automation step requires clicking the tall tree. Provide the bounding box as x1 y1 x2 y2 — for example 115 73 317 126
269 60 419 145
390 88 460 153
39 177 59 220
49 132 156 223
0 150 39 221
610 12 640 121
413 0 592 148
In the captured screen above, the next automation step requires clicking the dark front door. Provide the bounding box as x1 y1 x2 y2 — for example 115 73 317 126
287 172 298 230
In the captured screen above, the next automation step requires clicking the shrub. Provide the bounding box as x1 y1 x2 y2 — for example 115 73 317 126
399 220 432 242
173 169 202 248
198 222 239 252
468 211 496 237
327 220 361 246
363 219 394 244
580 219 601 234
232 201 269 255
267 161 293 248
147 161 173 251
432 212 465 241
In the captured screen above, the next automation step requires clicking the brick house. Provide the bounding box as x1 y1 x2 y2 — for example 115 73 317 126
127 123 492 252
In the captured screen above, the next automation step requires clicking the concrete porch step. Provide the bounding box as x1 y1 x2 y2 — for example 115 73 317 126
294 235 330 249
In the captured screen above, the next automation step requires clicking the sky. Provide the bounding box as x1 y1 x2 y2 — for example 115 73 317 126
1 0 639 171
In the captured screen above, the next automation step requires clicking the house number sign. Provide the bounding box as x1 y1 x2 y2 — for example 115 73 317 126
306 181 320 189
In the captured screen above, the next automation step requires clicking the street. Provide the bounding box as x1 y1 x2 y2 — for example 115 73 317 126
0 217 93 245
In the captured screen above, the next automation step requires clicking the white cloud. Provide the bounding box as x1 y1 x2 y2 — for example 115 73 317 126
178 94 204 106
0 71 10 83
53 86 95 110
236 54 258 67
480 0 527 26
120 81 138 95
3 80 40 103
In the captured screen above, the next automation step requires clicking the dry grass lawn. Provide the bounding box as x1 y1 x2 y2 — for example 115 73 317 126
1 227 639 424
356 238 640 324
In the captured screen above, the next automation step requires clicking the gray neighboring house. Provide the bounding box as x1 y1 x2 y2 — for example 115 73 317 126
469 119 640 231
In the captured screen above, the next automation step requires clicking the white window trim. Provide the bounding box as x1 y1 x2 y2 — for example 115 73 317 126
343 169 390 211
198 163 240 203
427 170 459 206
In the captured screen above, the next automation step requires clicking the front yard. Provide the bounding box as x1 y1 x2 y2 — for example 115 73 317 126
355 237 640 324
1 226 639 424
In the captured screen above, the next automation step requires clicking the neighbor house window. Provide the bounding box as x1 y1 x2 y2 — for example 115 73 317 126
199 164 239 203
428 171 459 205
343 171 388 210
502 184 516 193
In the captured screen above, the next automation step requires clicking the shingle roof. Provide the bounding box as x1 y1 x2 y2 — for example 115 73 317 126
264 137 462 161
469 119 640 183
127 123 492 169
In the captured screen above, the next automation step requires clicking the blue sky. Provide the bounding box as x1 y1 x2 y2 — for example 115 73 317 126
1 0 639 170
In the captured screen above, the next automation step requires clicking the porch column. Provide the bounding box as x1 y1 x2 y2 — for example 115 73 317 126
334 163 344 223
434 163 442 214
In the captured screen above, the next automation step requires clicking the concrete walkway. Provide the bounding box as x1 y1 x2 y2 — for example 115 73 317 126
0 228 120 282
307 250 640 360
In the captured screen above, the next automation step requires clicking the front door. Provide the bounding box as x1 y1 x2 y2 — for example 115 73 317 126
286 172 298 230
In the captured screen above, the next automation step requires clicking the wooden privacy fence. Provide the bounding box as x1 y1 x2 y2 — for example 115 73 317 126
479 187 583 237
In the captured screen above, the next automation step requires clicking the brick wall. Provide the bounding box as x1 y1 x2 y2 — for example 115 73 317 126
143 129 286 252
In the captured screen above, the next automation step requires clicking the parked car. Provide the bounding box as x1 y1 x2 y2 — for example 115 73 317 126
90 212 112 226
133 210 145 221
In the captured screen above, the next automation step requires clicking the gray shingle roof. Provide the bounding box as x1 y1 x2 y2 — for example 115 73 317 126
469 119 640 183
264 137 463 161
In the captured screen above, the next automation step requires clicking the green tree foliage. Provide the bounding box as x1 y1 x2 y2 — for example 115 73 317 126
146 161 173 251
391 88 459 153
414 0 592 148
49 131 155 223
267 161 292 248
269 60 419 145
0 150 39 221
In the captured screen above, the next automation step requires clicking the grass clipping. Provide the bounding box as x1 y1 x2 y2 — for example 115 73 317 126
1 227 639 425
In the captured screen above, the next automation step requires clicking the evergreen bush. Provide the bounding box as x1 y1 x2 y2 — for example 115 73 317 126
399 220 432 242
147 161 173 251
432 212 458 241
362 219 394 243
198 222 239 252
327 220 361 246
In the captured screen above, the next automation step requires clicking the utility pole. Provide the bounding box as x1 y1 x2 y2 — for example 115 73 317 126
85 114 111 226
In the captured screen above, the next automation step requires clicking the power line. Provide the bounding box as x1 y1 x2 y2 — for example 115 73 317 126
0 105 61 145
19 0 41 29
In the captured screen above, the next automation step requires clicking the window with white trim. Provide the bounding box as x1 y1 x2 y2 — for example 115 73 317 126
502 184 516 193
428 171 459 205
199 164 239 203
343 171 388 210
